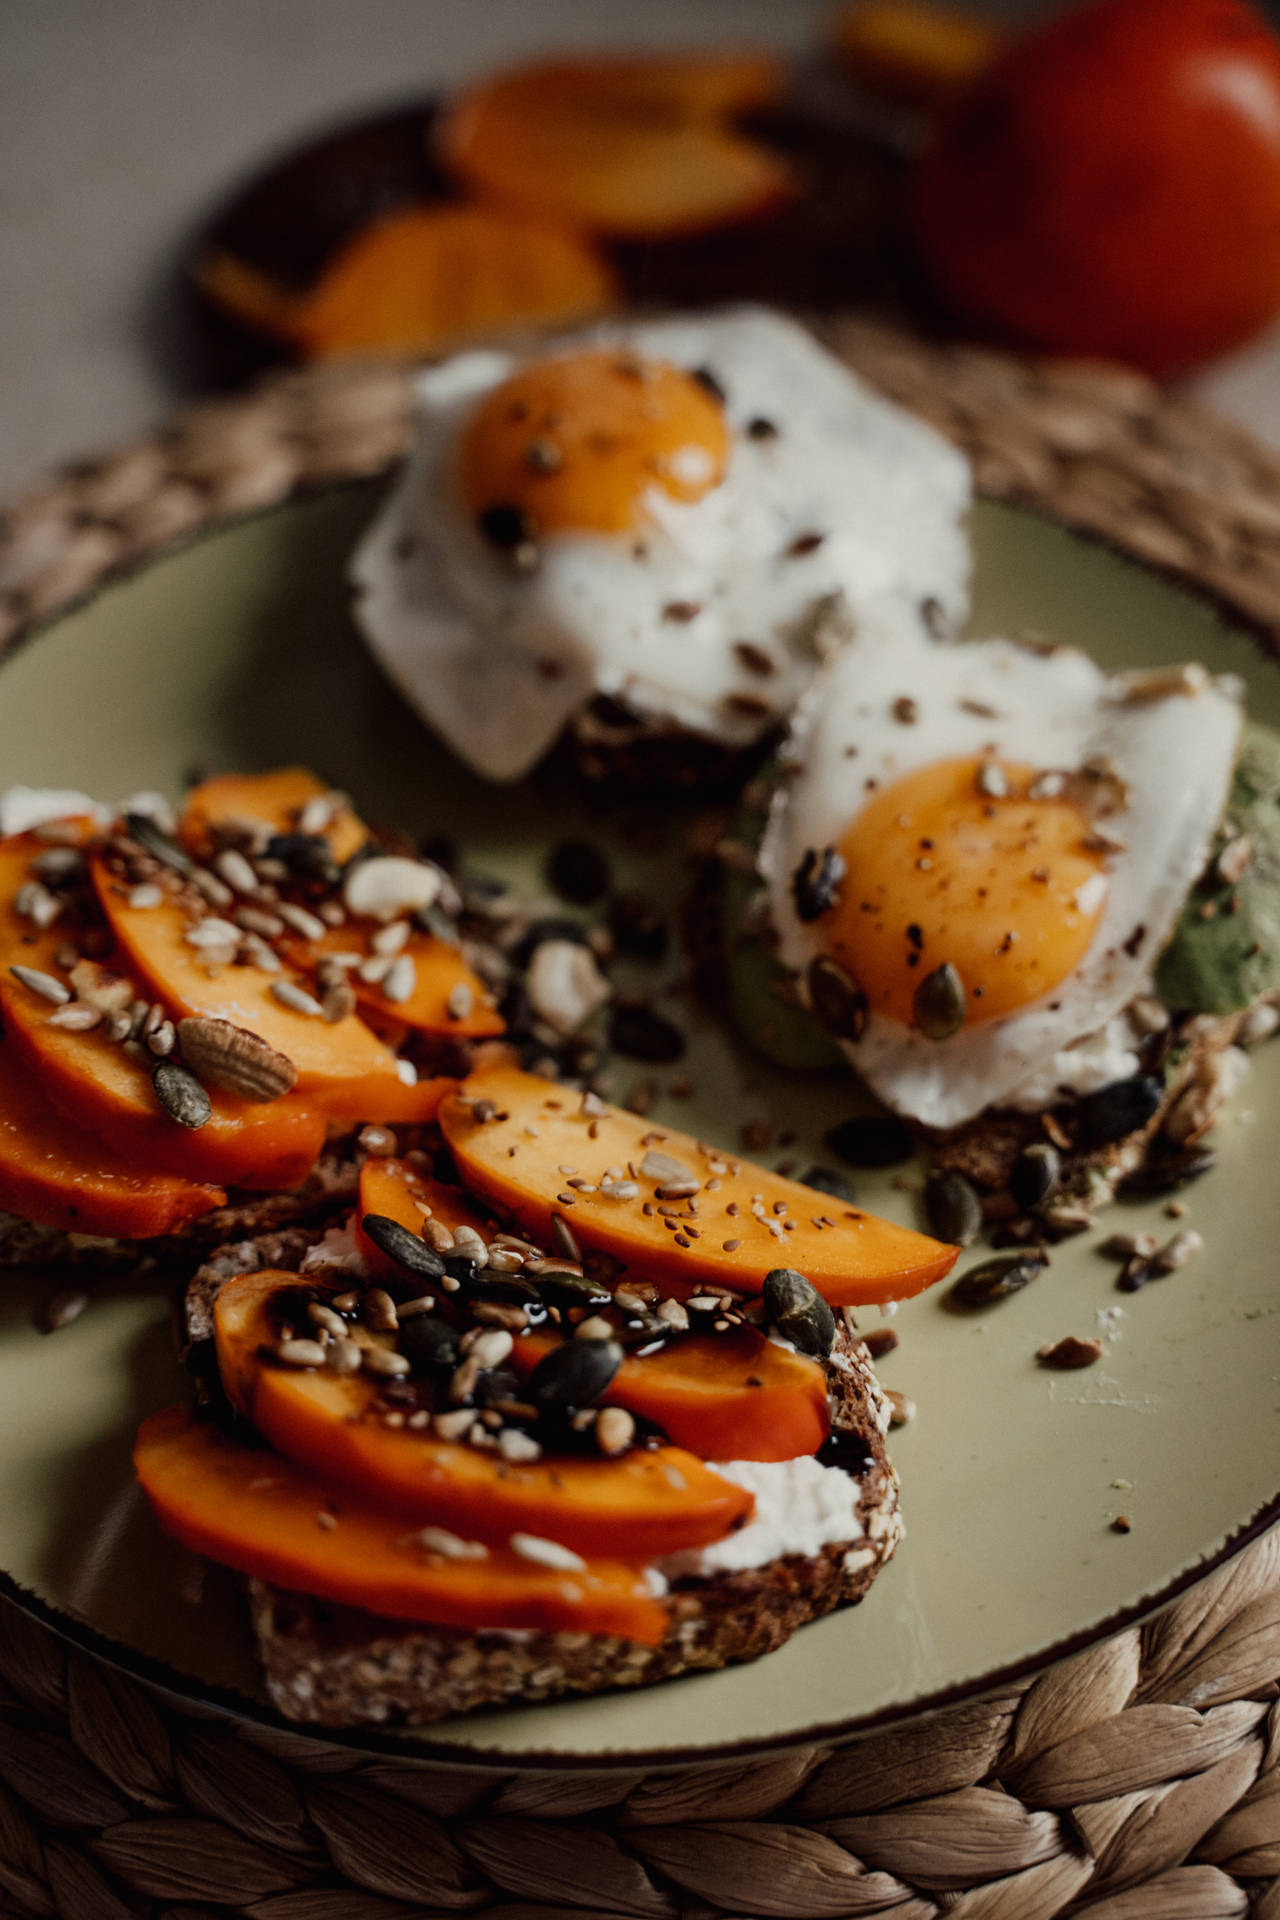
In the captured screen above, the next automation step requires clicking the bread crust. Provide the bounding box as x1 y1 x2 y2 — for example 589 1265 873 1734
175 1232 901 1728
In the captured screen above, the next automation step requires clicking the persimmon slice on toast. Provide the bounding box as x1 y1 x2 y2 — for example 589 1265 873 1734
0 1040 224 1237
357 1155 829 1461
182 769 502 1043
89 852 442 1124
439 1068 959 1305
136 1406 666 1644
436 52 799 239
513 1327 829 1464
213 1271 754 1559
196 205 619 363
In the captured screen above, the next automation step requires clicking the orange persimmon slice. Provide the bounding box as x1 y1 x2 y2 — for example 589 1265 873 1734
354 1154 495 1282
833 1 1002 110
0 832 326 1190
213 1271 754 1559
0 1039 224 1237
436 52 799 239
439 1067 959 1306
514 1326 830 1465
89 852 442 1124
136 1406 666 1644
196 204 619 362
182 769 503 1044
181 768 368 866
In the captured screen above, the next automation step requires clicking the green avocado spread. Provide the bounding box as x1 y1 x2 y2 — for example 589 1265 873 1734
721 791 842 1072
1156 719 1280 1015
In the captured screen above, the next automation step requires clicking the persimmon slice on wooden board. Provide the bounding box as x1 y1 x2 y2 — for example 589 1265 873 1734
514 1327 829 1465
0 1040 224 1237
196 204 619 362
436 52 799 239
440 1068 959 1305
213 1271 754 1558
89 853 440 1123
135 1406 666 1644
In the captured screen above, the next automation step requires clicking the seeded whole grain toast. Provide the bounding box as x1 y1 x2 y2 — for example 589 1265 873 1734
180 1225 901 1728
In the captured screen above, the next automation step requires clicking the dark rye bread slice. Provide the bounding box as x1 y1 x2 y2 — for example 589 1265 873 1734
175 1229 900 1728
0 1135 363 1273
245 1320 901 1728
929 1008 1245 1199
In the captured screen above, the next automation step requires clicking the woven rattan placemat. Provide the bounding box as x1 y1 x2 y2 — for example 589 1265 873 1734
0 322 1278 1916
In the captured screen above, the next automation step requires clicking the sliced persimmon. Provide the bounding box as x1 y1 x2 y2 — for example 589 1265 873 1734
354 1154 494 1282
0 1040 223 1237
514 1326 829 1464
439 1068 959 1306
135 1406 666 1644
182 769 502 1044
196 204 619 362
213 1271 754 1559
89 853 437 1123
283 923 504 1044
833 1 1002 110
181 768 368 865
436 52 799 240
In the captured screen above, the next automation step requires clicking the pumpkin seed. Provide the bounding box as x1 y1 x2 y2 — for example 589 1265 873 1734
1010 1142 1061 1212
123 811 191 873
762 1268 836 1357
153 1060 212 1129
806 956 868 1041
358 1214 445 1288
825 1113 915 1169
397 1315 461 1371
526 1336 623 1413
923 1169 983 1247
1118 1144 1216 1198
799 1165 858 1205
912 962 967 1040
1075 1074 1163 1149
949 1251 1047 1309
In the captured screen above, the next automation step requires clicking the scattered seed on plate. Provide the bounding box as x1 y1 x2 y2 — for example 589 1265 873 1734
270 979 325 1017
9 965 70 1004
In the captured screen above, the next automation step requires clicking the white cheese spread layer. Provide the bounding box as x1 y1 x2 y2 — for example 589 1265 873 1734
657 1455 862 1579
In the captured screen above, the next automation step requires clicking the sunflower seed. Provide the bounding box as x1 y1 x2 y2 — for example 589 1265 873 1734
470 1329 514 1370
15 880 62 928
446 982 474 1021
1037 1335 1104 1369
362 1346 411 1378
1151 1227 1204 1275
370 918 411 956
127 883 163 909
214 848 260 896
364 1288 399 1333
184 917 241 949
1116 662 1210 703
277 1338 327 1368
9 965 69 1004
595 1407 636 1456
269 979 325 1017
509 1533 586 1572
413 1525 488 1559
39 1287 90 1333
46 1003 102 1032
498 1429 543 1463
885 1389 916 1426
382 955 418 1004
146 1019 176 1057
276 901 327 942
152 1060 212 1129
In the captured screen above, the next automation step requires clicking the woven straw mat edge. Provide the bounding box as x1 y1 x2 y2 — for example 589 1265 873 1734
0 319 1277 1918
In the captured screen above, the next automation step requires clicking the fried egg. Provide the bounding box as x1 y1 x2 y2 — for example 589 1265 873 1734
350 307 971 781
759 605 1243 1129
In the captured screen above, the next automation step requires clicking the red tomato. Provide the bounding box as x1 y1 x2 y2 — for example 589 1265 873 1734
907 0 1280 375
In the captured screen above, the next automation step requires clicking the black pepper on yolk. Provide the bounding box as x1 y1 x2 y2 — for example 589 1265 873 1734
825 757 1111 1030
458 349 730 539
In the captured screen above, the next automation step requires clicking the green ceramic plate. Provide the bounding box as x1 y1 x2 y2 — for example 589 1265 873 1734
1 486 1278 1764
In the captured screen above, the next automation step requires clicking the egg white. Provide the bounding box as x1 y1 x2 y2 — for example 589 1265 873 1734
350 307 971 782
759 605 1243 1130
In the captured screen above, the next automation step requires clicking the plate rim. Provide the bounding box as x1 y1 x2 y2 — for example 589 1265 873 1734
2 481 1279 1767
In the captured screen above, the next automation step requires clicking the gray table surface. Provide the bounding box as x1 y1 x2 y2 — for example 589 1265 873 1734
1 0 1276 504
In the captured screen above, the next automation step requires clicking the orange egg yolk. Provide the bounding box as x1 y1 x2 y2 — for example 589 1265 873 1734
824 756 1112 1029
458 349 730 539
